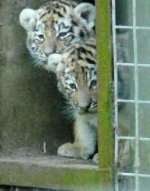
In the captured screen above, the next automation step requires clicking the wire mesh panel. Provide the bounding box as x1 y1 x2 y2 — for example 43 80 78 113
112 0 150 190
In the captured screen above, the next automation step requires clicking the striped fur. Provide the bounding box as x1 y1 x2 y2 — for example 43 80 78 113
19 0 77 62
49 38 98 160
19 1 95 65
56 38 97 113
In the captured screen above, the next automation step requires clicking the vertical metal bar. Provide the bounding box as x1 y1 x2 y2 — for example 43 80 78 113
112 0 119 166
112 0 119 190
132 0 140 190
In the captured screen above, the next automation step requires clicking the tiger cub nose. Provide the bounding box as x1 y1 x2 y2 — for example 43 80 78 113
79 103 91 113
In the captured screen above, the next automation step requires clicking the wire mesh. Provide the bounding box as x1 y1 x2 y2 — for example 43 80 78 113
112 0 150 190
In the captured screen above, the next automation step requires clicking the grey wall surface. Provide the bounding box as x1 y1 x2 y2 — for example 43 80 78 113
0 0 73 157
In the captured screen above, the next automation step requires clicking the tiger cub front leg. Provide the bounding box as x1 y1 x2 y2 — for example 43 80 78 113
57 114 97 160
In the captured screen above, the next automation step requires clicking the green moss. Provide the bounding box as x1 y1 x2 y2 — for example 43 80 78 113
96 0 114 188
0 159 100 190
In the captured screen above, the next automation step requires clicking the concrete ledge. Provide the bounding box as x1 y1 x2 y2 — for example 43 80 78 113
0 156 100 191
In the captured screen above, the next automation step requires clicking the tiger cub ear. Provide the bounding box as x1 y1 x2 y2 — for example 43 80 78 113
19 8 38 31
74 3 95 29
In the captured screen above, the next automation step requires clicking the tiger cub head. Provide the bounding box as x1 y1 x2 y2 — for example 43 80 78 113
19 1 95 63
53 40 97 115
19 0 77 62
54 3 95 47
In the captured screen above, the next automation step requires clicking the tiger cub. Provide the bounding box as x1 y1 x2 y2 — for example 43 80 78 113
48 30 131 165
49 42 131 166
48 38 98 160
19 1 95 68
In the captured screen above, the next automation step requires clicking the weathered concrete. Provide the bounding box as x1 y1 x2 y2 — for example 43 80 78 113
0 0 73 157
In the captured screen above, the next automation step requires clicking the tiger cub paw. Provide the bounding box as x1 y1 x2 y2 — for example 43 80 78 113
57 142 80 158
92 153 99 164
57 142 90 160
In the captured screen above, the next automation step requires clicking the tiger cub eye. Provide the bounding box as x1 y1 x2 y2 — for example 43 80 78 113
69 83 77 90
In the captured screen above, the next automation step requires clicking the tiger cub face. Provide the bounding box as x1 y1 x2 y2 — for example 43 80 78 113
60 61 97 114
19 1 95 63
26 20 56 62
55 39 97 114
19 0 77 62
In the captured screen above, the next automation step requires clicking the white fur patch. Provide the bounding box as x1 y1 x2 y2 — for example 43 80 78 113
75 113 97 155
46 54 62 73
